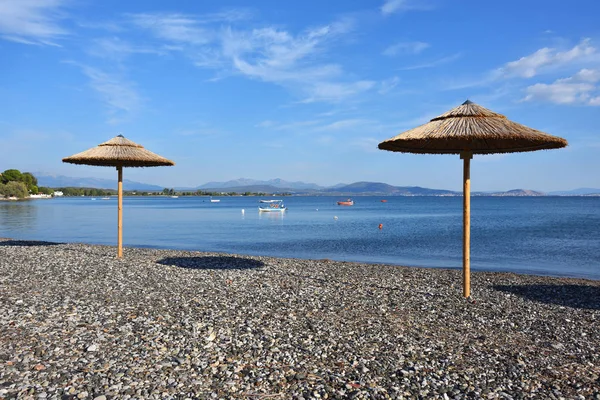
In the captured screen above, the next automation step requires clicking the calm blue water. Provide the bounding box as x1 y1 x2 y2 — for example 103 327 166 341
1 196 599 279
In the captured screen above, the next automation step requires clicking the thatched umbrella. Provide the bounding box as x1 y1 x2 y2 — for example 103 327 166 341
378 100 567 297
63 135 174 258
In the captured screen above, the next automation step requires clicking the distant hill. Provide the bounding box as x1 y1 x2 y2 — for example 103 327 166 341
35 174 164 192
548 188 600 196
321 181 458 196
481 189 546 197
198 178 323 190
200 185 298 193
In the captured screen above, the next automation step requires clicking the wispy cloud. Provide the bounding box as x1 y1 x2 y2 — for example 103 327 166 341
0 0 68 46
350 137 381 153
495 38 597 79
399 53 461 71
383 41 429 56
378 76 400 94
68 63 142 124
88 37 167 60
131 12 372 103
255 119 323 131
129 13 214 45
523 68 600 106
302 80 376 103
380 0 433 15
314 119 373 131
177 123 226 137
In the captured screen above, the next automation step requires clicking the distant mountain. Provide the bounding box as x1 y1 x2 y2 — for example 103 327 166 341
35 174 164 192
548 188 600 196
197 178 323 190
321 182 458 196
33 174 595 196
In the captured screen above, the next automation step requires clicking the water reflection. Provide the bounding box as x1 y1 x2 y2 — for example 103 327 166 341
0 201 39 233
258 211 286 220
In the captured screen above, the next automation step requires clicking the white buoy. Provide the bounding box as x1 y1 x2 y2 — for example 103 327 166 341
241 209 245 214
334 216 338 220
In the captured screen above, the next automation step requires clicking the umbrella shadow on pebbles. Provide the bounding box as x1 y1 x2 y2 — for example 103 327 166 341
156 256 265 270
492 284 600 310
0 239 63 247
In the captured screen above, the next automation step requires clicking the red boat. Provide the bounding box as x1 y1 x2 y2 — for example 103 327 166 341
380 199 388 203
337 199 354 206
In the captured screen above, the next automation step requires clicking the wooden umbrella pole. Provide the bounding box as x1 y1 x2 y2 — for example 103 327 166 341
460 151 472 297
117 166 123 258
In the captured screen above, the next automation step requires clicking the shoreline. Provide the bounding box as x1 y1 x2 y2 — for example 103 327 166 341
1 239 599 398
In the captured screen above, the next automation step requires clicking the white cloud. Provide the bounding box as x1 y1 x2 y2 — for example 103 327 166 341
524 82 595 104
574 68 600 82
0 0 68 45
496 38 596 79
380 0 431 15
383 41 429 56
523 69 600 106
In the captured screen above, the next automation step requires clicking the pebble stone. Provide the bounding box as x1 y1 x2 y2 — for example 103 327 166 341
1 239 599 399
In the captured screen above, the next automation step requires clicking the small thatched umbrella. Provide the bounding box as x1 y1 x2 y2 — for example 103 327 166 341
378 100 567 297
63 135 174 258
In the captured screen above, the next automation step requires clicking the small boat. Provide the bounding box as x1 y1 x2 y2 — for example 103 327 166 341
170 195 179 198
91 198 97 201
337 199 354 206
210 198 220 203
381 199 388 203
259 199 286 212
101 197 110 200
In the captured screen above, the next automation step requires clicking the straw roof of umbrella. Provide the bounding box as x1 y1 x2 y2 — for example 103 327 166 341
378 100 568 154
62 135 174 167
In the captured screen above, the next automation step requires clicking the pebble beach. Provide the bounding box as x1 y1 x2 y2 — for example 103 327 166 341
1 239 599 399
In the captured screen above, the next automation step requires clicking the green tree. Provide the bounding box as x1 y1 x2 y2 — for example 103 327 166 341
0 181 28 198
1 169 23 184
30 185 39 195
38 187 53 195
21 172 38 191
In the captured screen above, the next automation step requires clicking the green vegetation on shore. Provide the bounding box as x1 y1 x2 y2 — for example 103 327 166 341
40 187 287 197
0 169 53 199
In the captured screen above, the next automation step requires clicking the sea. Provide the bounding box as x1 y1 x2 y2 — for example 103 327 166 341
1 196 599 280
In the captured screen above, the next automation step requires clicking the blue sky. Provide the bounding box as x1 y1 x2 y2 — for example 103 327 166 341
1 0 599 191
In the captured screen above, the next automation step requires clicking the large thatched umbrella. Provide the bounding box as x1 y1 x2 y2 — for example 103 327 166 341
378 100 567 297
63 135 174 258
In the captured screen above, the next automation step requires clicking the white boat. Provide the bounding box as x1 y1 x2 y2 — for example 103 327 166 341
101 197 110 200
170 195 179 198
259 199 286 212
210 198 220 203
